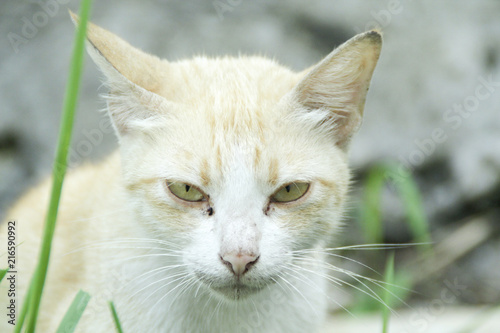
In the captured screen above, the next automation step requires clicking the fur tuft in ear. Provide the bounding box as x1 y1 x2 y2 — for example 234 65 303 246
292 30 382 150
70 12 170 137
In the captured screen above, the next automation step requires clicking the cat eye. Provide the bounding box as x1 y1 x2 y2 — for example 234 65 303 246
167 182 205 202
271 182 309 203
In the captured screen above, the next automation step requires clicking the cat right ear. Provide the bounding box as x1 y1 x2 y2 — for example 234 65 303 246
289 31 382 150
70 11 170 137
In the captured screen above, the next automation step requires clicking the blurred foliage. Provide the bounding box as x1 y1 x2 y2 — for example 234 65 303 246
351 162 433 324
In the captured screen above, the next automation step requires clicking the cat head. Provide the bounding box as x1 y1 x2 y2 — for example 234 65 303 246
78 14 381 300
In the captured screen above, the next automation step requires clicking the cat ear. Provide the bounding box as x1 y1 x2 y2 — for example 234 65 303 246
291 30 382 150
70 11 169 136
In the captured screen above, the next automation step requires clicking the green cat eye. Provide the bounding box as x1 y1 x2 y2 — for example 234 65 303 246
271 182 309 203
167 182 205 202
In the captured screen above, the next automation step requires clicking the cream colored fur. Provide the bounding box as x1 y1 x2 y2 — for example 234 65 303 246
0 17 381 333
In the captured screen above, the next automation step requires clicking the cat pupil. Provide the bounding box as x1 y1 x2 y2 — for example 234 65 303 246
285 185 291 193
185 185 191 192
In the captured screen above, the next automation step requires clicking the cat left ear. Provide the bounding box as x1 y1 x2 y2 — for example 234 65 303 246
291 31 382 150
70 11 169 136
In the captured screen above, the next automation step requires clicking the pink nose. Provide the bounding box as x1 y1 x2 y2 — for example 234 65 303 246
220 252 259 276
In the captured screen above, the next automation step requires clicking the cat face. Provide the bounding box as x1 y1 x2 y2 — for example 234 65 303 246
79 16 381 300
118 61 351 298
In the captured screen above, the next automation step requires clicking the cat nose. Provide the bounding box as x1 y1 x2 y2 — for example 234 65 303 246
220 252 259 277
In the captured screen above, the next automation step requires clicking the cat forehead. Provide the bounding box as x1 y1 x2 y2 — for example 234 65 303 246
158 56 300 105
159 102 339 188
148 56 305 148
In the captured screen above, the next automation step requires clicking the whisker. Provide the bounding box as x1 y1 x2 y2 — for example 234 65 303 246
281 264 354 317
67 207 131 223
127 271 187 305
145 277 188 311
63 237 183 256
269 276 289 295
194 277 205 298
202 282 217 315
277 271 318 317
122 263 190 290
298 242 430 252
294 256 412 294
250 298 260 324
293 250 382 277
168 276 198 310
151 274 193 310
109 253 183 266
291 258 400 314
215 296 225 321
156 274 194 311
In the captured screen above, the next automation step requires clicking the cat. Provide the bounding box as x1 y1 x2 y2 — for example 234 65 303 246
0 15 381 333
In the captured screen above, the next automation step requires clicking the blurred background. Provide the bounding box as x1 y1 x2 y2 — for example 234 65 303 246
1 0 499 331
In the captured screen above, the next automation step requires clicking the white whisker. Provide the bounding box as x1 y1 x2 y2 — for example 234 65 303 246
277 271 318 317
291 257 400 314
281 263 354 317
293 250 382 276
295 255 413 298
122 263 190 291
150 274 193 311
67 208 131 223
127 271 188 305
168 276 198 309
63 237 182 256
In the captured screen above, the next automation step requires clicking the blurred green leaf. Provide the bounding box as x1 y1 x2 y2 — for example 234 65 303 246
56 290 91 333
359 166 386 243
359 162 433 252
353 162 432 314
384 162 433 254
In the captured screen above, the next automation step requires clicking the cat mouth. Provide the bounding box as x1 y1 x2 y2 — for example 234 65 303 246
211 283 265 300
194 272 273 300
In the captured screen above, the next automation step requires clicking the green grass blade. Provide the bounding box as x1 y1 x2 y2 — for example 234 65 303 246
0 268 6 282
361 162 432 253
381 252 395 333
109 301 125 333
385 163 433 254
14 276 34 333
359 166 386 243
397 175 432 245
55 290 91 333
22 0 94 331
